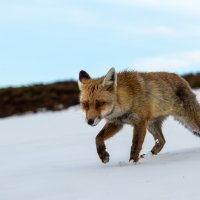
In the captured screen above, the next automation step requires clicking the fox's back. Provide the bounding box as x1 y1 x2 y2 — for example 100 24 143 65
116 71 194 117
117 71 189 89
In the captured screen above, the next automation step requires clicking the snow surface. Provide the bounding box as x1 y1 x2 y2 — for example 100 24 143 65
1 90 200 200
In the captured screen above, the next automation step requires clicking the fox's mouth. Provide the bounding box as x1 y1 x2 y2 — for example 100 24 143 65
93 118 101 126
91 123 97 127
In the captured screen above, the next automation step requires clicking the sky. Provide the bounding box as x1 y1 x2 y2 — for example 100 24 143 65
0 0 200 87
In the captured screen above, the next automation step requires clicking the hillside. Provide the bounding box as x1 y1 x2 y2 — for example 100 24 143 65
0 81 79 118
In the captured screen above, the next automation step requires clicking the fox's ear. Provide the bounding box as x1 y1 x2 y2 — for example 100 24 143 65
79 70 91 83
103 67 117 89
78 70 91 90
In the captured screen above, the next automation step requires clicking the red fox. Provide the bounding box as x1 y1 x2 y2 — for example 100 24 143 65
78 68 200 163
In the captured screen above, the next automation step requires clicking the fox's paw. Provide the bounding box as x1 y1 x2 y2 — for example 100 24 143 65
129 156 140 163
97 144 110 164
129 153 140 163
100 151 110 164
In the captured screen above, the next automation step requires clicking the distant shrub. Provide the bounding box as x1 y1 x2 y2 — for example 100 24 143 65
183 73 200 89
0 81 79 118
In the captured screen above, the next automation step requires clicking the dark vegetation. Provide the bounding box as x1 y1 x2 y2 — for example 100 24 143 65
183 73 200 89
0 73 199 118
0 81 79 118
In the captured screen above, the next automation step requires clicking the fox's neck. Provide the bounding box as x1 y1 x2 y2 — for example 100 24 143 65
105 102 128 121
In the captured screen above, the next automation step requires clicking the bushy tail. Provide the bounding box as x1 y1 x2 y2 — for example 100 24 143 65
175 96 200 137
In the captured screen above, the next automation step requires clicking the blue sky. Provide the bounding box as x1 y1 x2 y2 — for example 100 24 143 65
0 0 200 87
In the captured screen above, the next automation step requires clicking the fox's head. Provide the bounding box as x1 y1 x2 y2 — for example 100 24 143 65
79 68 117 126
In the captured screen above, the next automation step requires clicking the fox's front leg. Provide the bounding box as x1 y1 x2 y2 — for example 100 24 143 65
130 121 147 162
96 122 123 164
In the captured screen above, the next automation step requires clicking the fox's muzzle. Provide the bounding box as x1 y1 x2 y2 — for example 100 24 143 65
87 117 101 126
88 119 94 125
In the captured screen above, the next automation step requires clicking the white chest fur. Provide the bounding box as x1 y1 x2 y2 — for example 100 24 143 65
105 110 139 125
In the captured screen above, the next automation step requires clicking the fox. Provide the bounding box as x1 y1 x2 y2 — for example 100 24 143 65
78 68 200 163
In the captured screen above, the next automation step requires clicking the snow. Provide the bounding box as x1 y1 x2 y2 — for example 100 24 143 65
1 91 200 200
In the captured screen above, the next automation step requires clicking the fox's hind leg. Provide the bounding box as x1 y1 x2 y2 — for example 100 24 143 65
147 117 166 155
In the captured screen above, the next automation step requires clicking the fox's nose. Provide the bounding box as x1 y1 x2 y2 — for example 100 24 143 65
88 119 94 125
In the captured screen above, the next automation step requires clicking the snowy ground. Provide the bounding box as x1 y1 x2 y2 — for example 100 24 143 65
1 91 200 200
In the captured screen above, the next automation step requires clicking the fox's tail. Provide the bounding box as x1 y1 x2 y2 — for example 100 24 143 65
175 97 200 136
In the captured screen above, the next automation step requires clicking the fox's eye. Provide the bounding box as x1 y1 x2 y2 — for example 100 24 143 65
96 101 106 108
82 101 89 109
